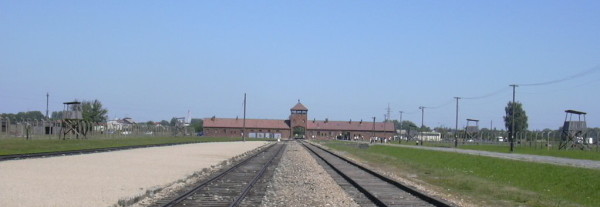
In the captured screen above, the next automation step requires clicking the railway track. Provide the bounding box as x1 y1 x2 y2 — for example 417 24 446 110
0 141 208 162
154 142 286 207
301 141 453 207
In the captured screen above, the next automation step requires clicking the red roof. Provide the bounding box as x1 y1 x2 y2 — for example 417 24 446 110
308 120 394 132
204 117 395 132
290 102 308 111
203 118 290 129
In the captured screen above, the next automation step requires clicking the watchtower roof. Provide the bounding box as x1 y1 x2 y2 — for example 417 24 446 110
63 101 81 105
565 110 586 115
291 101 308 111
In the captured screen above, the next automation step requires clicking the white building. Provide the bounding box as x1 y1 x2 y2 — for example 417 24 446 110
107 117 136 131
416 132 442 141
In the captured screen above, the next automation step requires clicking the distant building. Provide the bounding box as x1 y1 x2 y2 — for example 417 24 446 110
203 101 395 139
416 132 442 141
107 117 136 131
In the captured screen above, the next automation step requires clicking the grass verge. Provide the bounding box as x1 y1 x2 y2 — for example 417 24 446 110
319 140 600 207
0 137 271 155
395 141 600 161
458 144 600 161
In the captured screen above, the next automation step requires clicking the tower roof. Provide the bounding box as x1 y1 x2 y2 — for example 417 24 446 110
291 101 308 111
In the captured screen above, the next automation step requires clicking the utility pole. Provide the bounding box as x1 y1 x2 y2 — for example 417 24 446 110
243 93 246 142
509 84 518 152
372 116 376 138
386 104 391 122
383 114 387 138
399 111 403 143
419 106 425 145
46 93 49 119
419 106 425 128
454 97 460 148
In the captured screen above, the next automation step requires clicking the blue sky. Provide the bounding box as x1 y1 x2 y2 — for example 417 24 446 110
1 1 599 130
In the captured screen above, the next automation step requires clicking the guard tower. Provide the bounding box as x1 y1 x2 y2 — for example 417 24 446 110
290 100 308 139
464 119 479 141
61 101 87 139
559 110 587 150
172 117 186 136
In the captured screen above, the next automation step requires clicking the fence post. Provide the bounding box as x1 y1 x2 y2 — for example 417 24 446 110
548 131 553 150
596 131 599 152
0 116 3 138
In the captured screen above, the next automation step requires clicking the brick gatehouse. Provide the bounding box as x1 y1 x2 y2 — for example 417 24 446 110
203 101 395 140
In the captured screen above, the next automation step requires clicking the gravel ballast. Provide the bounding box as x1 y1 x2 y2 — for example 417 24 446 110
0 141 267 207
261 141 359 207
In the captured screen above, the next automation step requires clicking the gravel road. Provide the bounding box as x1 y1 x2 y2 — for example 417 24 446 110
0 141 267 207
261 141 360 207
373 143 600 169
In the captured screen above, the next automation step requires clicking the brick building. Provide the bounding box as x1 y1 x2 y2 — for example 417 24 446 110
203 101 395 140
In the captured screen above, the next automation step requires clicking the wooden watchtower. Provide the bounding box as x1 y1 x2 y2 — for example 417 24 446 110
61 101 87 139
559 110 587 150
172 117 186 136
464 119 479 141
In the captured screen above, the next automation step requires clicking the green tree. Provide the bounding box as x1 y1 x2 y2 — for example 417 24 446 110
82 100 108 123
394 120 418 131
504 101 528 136
1 111 45 121
170 117 181 126
160 120 170 126
146 121 155 126
190 119 203 132
50 111 63 120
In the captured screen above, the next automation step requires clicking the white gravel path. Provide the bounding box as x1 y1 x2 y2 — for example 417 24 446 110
261 141 359 207
0 141 267 207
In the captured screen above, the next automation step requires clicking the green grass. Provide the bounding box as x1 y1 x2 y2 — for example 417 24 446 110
319 140 600 207
392 140 600 161
0 137 271 155
458 144 600 161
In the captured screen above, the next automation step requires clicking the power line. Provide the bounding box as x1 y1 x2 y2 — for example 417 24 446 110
462 87 511 100
425 99 454 109
518 65 600 87
520 77 600 95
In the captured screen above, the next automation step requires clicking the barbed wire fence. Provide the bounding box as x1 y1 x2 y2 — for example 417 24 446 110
0 117 195 140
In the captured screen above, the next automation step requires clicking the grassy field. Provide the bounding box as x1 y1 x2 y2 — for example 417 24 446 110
0 137 271 155
458 144 600 161
394 141 600 161
318 140 600 207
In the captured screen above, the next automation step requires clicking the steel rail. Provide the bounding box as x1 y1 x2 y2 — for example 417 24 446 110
301 141 452 207
229 142 285 207
160 143 281 207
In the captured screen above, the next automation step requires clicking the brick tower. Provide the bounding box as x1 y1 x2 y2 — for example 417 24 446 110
289 100 308 138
